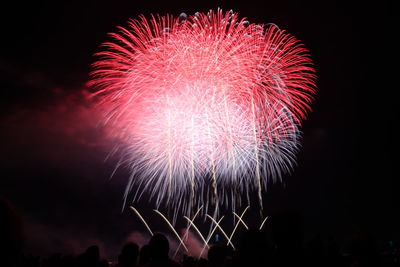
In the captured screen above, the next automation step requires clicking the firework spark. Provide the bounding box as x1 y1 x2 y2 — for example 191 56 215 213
90 9 316 218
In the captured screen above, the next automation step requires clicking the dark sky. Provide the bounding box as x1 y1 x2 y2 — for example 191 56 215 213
0 0 394 259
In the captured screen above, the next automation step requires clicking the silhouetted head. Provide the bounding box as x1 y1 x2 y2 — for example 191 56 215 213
118 242 139 266
149 233 169 260
84 245 100 262
139 244 151 265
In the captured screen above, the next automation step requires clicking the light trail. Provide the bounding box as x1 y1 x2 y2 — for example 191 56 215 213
259 216 269 230
129 206 154 236
174 205 203 257
206 214 235 249
199 216 224 258
154 209 188 251
226 206 249 246
233 212 249 230
183 216 209 250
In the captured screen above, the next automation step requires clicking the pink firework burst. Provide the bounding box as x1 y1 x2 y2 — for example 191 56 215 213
89 9 316 217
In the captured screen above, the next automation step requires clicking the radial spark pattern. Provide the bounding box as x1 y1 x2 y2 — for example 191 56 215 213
90 9 316 217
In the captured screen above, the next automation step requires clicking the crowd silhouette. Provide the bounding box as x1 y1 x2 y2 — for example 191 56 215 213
1 197 399 267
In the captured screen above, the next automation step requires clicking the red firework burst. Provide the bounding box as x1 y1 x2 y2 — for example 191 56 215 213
89 9 316 217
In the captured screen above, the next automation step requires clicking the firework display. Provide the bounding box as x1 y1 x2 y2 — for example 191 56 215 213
90 9 316 217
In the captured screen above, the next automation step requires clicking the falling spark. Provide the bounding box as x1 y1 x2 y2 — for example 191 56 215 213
154 209 188 251
200 216 225 258
227 206 249 246
233 212 249 230
174 205 203 256
130 207 272 258
206 214 235 249
183 216 209 249
129 206 154 236
259 216 269 230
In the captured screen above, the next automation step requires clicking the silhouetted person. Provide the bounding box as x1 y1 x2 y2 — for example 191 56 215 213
181 255 197 267
117 242 139 267
146 233 182 267
77 245 100 267
138 244 151 266
0 196 23 267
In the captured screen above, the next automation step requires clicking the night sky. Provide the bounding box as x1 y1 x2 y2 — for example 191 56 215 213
0 0 394 260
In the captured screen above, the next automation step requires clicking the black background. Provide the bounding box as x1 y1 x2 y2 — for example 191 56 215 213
0 0 394 259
